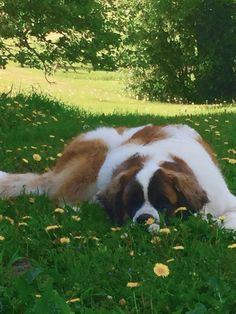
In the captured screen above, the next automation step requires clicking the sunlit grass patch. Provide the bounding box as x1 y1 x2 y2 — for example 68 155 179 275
0 93 236 312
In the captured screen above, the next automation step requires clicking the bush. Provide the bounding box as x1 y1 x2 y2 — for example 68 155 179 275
126 0 236 103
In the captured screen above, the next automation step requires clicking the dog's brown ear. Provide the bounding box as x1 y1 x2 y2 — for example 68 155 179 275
148 167 208 215
97 172 128 226
167 169 208 213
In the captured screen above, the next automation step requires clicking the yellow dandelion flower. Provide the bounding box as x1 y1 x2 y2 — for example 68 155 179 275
59 237 70 244
22 216 31 220
111 227 121 232
57 153 62 157
150 236 161 244
54 208 65 214
0 235 5 241
218 215 225 221
145 217 155 225
119 298 126 306
45 225 61 231
18 222 28 226
174 207 187 214
22 158 29 164
228 243 236 249
33 154 42 161
72 215 81 222
126 282 141 288
5 216 14 224
172 245 184 250
66 298 80 304
153 263 170 277
159 227 171 234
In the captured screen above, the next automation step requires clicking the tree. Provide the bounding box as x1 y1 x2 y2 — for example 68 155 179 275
0 0 120 77
125 0 236 103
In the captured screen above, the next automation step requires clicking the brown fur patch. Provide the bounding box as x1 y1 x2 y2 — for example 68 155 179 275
97 154 146 225
124 125 167 145
115 127 127 134
51 139 108 203
149 156 208 215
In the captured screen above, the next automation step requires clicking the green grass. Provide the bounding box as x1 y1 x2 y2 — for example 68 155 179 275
1 93 236 313
1 64 236 116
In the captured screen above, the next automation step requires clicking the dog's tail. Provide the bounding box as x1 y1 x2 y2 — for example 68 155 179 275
0 171 52 198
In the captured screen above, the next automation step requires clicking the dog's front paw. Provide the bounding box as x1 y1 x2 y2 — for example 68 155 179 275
223 211 236 230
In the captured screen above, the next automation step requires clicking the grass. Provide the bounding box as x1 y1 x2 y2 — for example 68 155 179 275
0 64 236 116
0 92 236 313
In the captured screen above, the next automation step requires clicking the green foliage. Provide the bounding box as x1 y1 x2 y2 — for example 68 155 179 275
126 0 236 103
1 93 236 312
0 0 120 72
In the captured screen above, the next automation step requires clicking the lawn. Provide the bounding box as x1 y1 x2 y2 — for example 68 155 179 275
0 91 236 313
0 64 236 116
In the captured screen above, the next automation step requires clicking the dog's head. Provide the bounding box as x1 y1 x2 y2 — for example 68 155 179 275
97 154 208 226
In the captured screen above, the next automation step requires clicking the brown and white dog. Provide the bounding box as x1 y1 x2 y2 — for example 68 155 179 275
0 124 236 229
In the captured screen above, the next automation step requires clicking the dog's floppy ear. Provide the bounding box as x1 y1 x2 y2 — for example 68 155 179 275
97 172 129 226
165 168 208 213
148 167 208 215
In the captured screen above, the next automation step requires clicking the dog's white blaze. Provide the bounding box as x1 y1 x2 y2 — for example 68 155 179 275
132 201 160 223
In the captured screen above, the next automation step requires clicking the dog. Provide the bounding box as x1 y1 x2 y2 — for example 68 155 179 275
0 124 236 229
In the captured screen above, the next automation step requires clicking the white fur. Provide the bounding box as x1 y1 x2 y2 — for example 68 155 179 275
82 125 148 151
98 130 236 229
0 171 8 178
132 201 160 223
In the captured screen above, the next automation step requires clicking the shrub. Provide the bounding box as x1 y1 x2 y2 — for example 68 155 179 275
126 0 236 103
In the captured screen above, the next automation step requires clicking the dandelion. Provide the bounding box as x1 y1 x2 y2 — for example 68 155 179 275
153 263 170 277
159 227 171 234
22 158 29 164
130 250 135 256
172 245 184 250
45 225 61 231
145 217 155 225
111 227 121 232
228 243 236 249
35 294 41 298
29 197 35 203
5 216 14 224
66 298 80 303
0 235 5 241
72 215 81 222
151 236 161 244
218 215 225 221
33 154 42 161
18 222 28 227
126 282 141 288
59 237 70 244
57 153 62 157
54 208 65 214
174 207 187 214
119 298 126 306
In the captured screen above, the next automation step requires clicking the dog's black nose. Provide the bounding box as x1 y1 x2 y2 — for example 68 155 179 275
136 214 155 224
